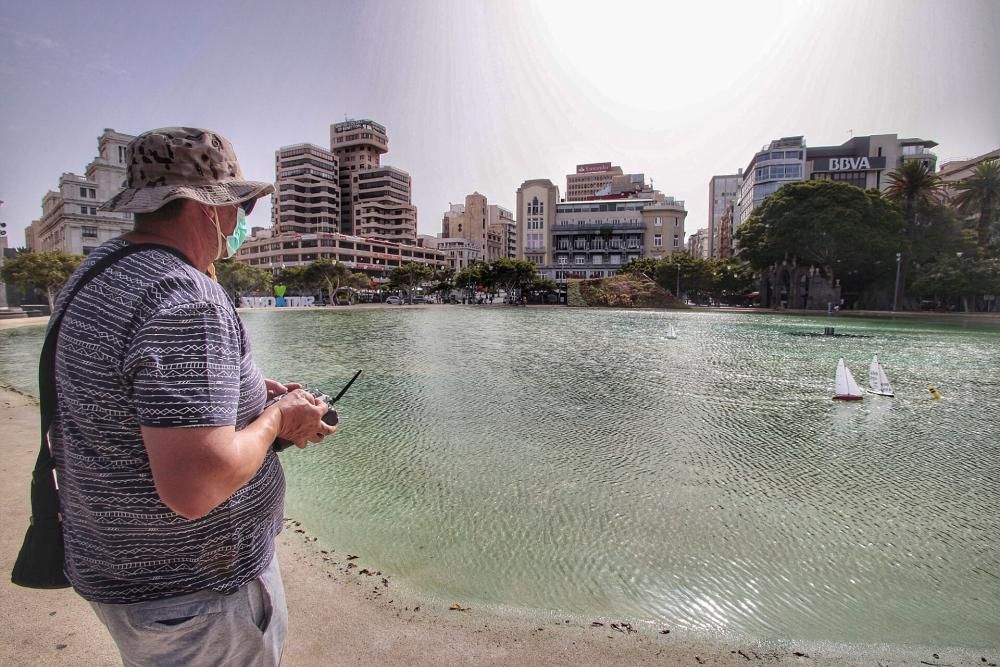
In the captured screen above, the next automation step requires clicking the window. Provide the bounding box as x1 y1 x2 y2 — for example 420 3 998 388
82 226 98 238
610 254 621 265
674 218 679 227
592 255 602 265
654 234 662 247
80 187 88 197
118 146 127 163
80 205 90 214
89 188 97 198
575 256 586 265
673 235 680 248
558 256 568 265
654 216 662 226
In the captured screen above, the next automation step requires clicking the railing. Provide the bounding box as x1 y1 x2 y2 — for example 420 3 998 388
552 221 645 231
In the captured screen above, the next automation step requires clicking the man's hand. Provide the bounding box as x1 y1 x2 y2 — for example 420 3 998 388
264 378 302 400
273 389 337 448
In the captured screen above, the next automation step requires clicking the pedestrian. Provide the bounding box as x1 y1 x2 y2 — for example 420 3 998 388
48 128 336 666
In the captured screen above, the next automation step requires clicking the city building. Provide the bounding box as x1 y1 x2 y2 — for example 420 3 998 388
937 147 1000 198
734 133 939 231
717 202 736 259
439 193 517 261
687 228 710 258
707 174 740 258
25 129 135 253
418 235 482 271
736 136 806 228
546 196 687 283
515 179 560 267
566 162 624 201
272 143 340 235
236 227 445 284
806 134 938 190
330 119 417 243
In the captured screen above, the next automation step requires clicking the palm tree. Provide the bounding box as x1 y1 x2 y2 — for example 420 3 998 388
951 159 1000 249
885 160 945 222
884 161 946 309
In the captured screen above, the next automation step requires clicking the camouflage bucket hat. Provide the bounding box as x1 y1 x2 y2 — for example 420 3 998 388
102 127 274 213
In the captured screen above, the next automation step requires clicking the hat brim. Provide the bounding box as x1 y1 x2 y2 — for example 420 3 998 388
101 180 275 214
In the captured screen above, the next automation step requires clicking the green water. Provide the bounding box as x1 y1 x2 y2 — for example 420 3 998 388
3 309 999 648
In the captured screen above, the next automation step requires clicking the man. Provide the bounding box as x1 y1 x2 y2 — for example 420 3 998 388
49 128 335 665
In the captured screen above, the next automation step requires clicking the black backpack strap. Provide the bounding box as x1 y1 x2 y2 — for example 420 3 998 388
21 244 190 568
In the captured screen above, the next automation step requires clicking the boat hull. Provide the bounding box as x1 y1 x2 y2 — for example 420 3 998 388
833 394 864 401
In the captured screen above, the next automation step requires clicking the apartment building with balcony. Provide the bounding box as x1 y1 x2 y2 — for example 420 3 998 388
736 136 806 228
25 129 135 253
236 227 445 284
546 197 686 282
273 143 339 235
418 235 482 271
330 119 418 243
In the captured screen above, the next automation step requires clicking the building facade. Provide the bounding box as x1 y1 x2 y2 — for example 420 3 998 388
272 143 340 235
708 174 740 258
687 228 709 258
26 129 135 253
806 134 938 190
937 147 1000 198
440 193 517 262
236 228 444 283
418 235 482 271
566 162 624 201
515 179 560 267
330 119 417 243
736 136 806 228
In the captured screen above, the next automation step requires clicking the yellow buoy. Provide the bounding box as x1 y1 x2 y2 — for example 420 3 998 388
927 385 942 400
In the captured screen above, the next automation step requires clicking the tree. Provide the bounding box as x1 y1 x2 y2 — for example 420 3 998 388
454 265 480 301
213 259 272 302
653 253 715 302
348 272 372 290
951 159 1000 250
489 258 537 303
910 254 1000 312
619 257 660 278
711 259 756 305
304 258 351 302
735 180 905 305
388 262 433 302
1 250 82 309
274 266 308 293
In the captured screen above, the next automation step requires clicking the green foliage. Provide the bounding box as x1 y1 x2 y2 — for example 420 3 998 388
304 258 351 301
619 257 660 278
1 250 82 309
348 272 372 290
951 158 1000 249
388 262 434 300
275 266 308 292
213 258 272 299
909 254 1000 311
574 274 686 309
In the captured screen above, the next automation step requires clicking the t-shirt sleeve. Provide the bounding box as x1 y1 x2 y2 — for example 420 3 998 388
125 302 244 427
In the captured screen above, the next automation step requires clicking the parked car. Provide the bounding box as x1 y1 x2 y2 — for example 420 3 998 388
411 295 427 304
385 296 403 305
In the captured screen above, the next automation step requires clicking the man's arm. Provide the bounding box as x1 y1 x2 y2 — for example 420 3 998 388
143 390 335 520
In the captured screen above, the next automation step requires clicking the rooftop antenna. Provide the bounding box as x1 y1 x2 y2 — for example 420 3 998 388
848 129 854 138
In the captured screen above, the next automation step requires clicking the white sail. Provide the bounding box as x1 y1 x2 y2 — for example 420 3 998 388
666 324 678 339
867 355 894 396
834 358 863 400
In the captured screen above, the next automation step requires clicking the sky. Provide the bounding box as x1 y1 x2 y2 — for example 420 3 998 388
1 0 998 247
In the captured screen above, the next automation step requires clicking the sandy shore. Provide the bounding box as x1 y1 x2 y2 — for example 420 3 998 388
2 389 997 665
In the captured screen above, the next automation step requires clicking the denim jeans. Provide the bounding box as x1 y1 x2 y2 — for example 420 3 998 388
89 555 287 667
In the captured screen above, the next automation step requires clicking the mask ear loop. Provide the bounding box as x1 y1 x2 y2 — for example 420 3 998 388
203 205 227 260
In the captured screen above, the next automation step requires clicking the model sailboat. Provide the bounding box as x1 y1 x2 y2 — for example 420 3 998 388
833 358 864 401
867 355 894 397
666 324 678 339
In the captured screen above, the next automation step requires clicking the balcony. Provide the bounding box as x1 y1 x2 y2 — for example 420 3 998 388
554 244 642 253
552 221 645 232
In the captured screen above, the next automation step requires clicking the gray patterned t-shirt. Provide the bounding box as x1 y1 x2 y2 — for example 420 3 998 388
50 239 284 604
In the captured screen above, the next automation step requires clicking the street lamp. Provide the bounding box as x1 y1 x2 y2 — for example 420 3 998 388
891 252 901 312
675 262 681 300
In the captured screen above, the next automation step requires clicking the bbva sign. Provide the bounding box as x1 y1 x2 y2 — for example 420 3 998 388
815 156 886 172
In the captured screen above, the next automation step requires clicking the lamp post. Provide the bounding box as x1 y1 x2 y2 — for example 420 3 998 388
892 252 901 312
675 262 681 301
